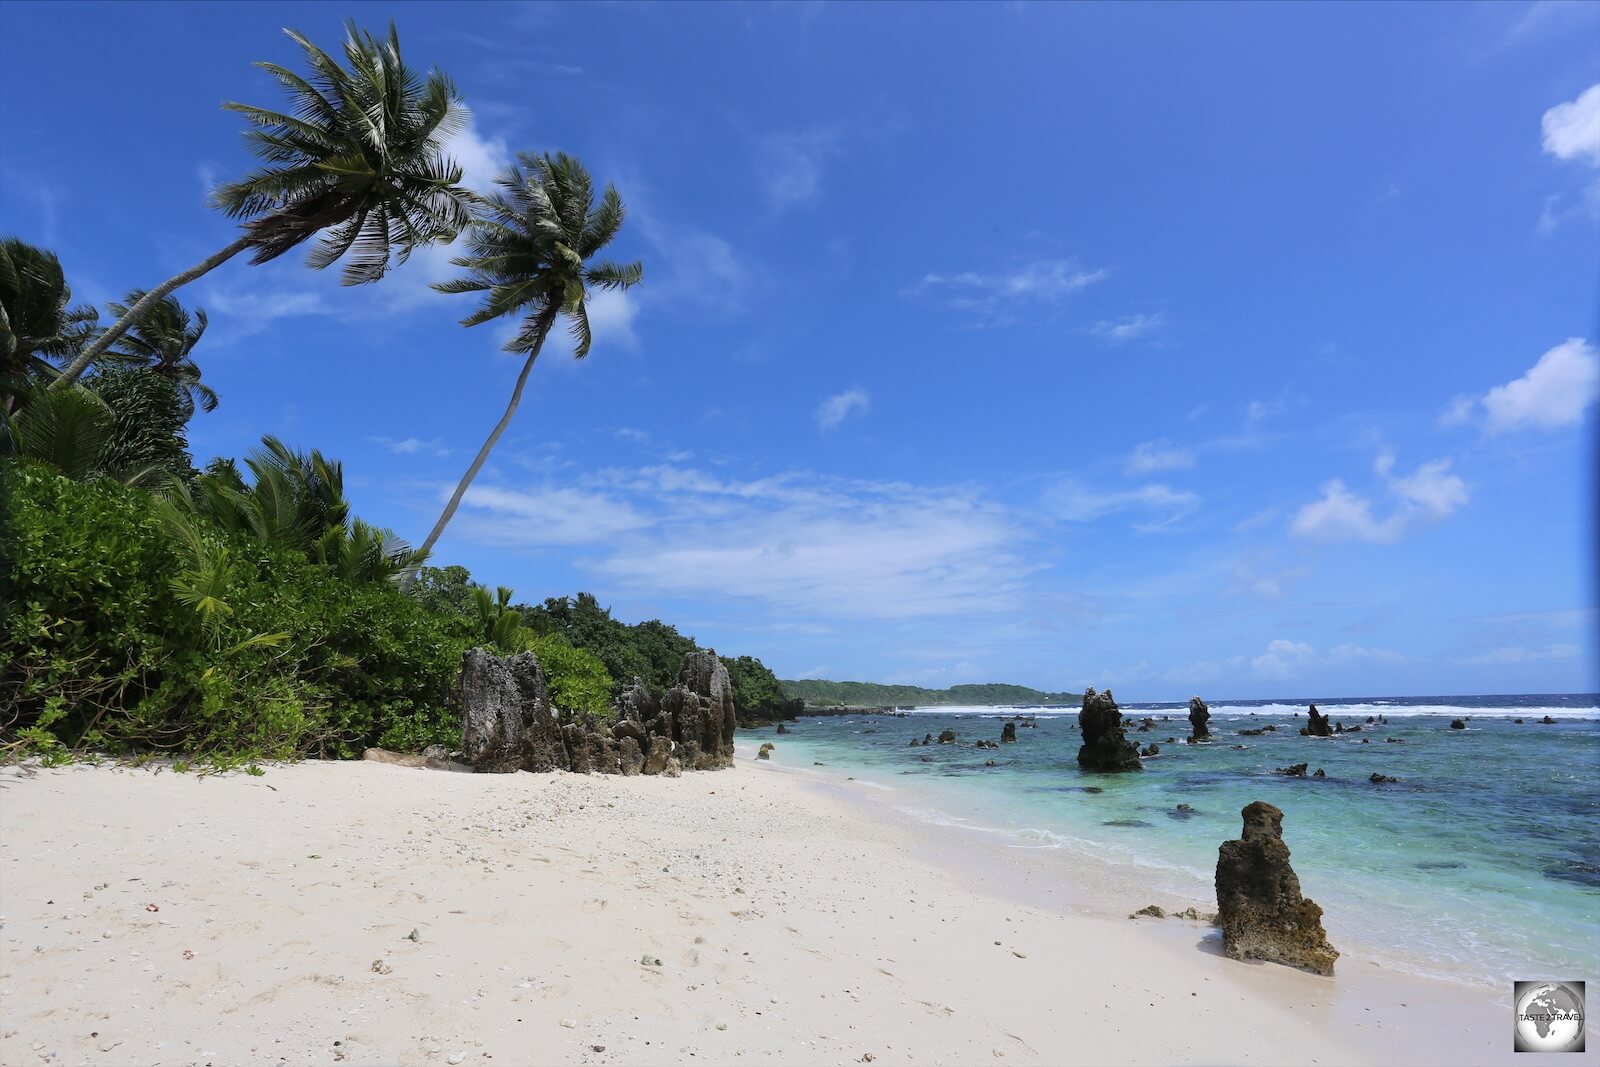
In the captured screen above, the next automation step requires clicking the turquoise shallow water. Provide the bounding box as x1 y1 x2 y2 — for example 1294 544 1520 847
755 695 1600 990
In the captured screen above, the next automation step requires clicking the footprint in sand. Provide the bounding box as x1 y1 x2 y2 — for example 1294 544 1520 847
582 898 607 913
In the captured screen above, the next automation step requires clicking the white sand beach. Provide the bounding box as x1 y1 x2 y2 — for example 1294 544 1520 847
0 745 1517 1067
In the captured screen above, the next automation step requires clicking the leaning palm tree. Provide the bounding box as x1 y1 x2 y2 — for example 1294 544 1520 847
52 21 473 390
0 238 99 413
102 291 218 416
402 152 642 589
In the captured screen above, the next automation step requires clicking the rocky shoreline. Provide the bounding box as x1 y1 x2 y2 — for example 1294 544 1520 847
456 647 738 776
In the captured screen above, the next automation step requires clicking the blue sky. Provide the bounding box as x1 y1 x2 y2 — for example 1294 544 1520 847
4 1 1597 700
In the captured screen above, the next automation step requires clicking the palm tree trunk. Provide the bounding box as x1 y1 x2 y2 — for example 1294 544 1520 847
401 311 557 591
51 234 256 390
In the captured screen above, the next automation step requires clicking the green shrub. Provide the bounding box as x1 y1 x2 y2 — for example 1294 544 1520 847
1 460 194 748
724 654 786 713
2 461 470 761
527 633 614 722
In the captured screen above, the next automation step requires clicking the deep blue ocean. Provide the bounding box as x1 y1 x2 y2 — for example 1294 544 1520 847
752 694 1600 990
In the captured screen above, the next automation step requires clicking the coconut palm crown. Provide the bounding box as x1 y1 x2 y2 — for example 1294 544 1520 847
103 291 218 415
402 152 642 586
0 238 99 410
53 21 473 390
434 151 644 356
211 20 473 283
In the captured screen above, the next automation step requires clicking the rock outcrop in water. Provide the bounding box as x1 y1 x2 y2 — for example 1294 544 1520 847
1001 721 1018 744
1215 801 1339 975
1449 718 1466 730
1188 696 1211 741
460 648 736 776
1077 687 1143 772
1301 704 1332 738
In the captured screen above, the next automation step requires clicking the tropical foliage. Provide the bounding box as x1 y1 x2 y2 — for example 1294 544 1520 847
102 291 218 415
1 20 802 767
0 237 98 411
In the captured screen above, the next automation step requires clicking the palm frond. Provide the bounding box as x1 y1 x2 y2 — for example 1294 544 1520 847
210 22 474 283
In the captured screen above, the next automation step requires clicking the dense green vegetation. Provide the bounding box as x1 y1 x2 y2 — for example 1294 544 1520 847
2 461 469 763
780 678 1081 708
0 20 785 766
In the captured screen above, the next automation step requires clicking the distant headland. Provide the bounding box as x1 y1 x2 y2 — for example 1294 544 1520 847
780 678 1082 708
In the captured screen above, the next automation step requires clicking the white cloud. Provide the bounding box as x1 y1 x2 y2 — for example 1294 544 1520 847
586 288 640 348
1124 439 1195 475
203 288 330 321
1292 453 1468 543
453 484 649 546
442 463 1039 620
1376 452 1469 518
1328 643 1405 664
1542 84 1600 167
1089 312 1165 343
369 436 451 458
1538 84 1600 231
906 259 1107 324
1438 394 1478 427
814 387 870 430
758 127 841 208
1291 479 1402 543
1251 639 1314 679
1174 638 1403 684
1045 481 1199 527
1459 643 1580 665
1245 397 1287 422
1225 553 1307 600
1481 338 1599 432
440 111 514 195
631 211 751 314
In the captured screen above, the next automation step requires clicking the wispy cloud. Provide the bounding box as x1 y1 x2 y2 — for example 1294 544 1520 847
1123 439 1195 475
757 126 842 209
631 209 752 315
904 258 1107 325
814 387 870 430
1291 452 1468 543
1225 552 1308 600
1502 0 1600 48
369 436 452 458
1173 638 1403 684
1089 311 1165 344
440 463 1039 620
1044 480 1200 529
1458 643 1580 665
452 484 651 546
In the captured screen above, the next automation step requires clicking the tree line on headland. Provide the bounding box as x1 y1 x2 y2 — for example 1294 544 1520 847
0 21 784 767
